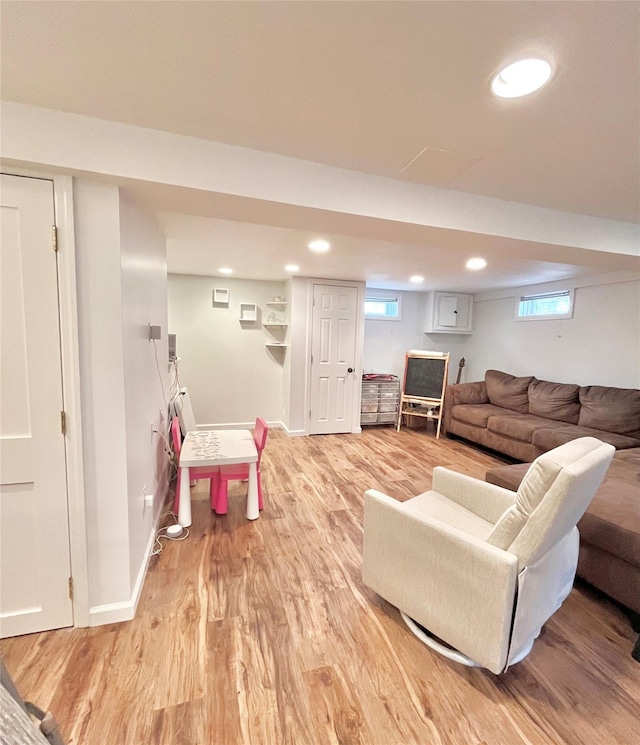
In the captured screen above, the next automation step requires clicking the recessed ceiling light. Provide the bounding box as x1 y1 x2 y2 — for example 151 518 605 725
466 257 487 271
218 267 233 274
491 58 552 98
410 275 424 283
308 239 330 252
285 264 300 272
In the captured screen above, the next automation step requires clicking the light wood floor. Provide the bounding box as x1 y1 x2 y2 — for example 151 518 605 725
2 428 639 744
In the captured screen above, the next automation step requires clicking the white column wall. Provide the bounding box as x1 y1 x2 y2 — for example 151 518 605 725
73 180 131 609
167 274 286 427
461 275 640 388
119 192 169 596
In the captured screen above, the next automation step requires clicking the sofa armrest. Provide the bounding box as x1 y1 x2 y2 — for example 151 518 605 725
432 467 517 523
443 381 488 431
362 489 518 673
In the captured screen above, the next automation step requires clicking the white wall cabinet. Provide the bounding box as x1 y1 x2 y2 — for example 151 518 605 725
425 292 473 334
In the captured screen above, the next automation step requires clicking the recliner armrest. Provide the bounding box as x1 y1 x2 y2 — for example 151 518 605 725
431 467 517 524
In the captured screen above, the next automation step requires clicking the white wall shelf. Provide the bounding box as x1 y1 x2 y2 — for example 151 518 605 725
213 288 229 304
263 323 288 328
239 303 258 322
266 301 288 308
265 342 287 348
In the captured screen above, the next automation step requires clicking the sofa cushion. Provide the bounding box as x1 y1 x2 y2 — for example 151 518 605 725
528 379 580 424
532 426 640 451
487 414 561 443
578 386 640 439
485 370 535 414
578 481 640 568
450 404 521 428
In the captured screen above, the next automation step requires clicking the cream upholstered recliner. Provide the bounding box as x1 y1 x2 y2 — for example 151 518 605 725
362 437 615 674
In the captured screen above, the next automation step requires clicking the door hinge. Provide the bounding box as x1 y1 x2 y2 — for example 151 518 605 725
309 409 312 418
60 410 66 436
311 354 313 364
68 577 74 601
52 225 58 252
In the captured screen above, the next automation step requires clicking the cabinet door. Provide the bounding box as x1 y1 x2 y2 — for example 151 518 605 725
432 293 472 332
437 295 460 327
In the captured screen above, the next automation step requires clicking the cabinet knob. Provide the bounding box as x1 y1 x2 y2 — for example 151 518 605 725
347 367 354 373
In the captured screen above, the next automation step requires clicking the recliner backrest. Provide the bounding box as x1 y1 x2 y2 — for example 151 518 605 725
486 437 615 569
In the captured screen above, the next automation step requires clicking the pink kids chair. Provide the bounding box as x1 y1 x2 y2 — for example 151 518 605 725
171 417 220 514
213 418 268 515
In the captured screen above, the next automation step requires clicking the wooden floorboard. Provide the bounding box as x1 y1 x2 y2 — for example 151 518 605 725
2 427 638 744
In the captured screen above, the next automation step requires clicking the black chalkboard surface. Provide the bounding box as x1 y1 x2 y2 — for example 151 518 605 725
404 355 447 399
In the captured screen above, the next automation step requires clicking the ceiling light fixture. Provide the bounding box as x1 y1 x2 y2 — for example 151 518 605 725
410 275 424 283
218 267 233 274
308 239 330 252
284 264 300 272
491 58 552 98
466 257 487 271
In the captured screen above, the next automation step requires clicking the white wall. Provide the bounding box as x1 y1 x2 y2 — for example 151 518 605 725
168 275 286 426
363 291 468 383
73 180 131 608
74 180 169 621
283 277 309 435
462 275 640 388
119 192 169 595
363 291 425 379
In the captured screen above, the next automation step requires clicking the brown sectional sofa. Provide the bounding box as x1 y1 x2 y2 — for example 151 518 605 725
443 370 640 462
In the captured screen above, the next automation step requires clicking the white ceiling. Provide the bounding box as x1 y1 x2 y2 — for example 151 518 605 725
2 1 639 291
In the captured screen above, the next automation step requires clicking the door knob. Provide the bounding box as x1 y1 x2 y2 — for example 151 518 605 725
347 367 354 373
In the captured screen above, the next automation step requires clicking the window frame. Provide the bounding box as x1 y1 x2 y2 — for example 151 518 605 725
364 292 402 321
515 289 574 321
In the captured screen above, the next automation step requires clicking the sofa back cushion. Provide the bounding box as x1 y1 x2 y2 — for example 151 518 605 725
485 370 534 414
578 386 640 439
528 379 581 423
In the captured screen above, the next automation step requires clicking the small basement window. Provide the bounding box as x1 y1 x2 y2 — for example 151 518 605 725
517 290 573 320
365 294 401 320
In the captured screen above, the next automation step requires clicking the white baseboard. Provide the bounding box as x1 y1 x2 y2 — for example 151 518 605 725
88 600 134 626
88 508 161 627
197 420 284 431
281 422 306 437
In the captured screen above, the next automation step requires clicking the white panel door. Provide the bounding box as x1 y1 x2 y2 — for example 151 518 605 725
309 284 358 435
0 174 72 637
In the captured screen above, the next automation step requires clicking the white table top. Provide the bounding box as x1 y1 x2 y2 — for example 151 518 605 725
180 429 258 468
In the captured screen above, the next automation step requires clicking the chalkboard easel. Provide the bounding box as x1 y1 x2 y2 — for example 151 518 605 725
396 351 450 438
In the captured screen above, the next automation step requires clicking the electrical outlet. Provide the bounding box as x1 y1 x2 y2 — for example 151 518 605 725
144 493 154 507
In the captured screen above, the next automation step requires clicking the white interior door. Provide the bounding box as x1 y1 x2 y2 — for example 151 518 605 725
309 284 358 435
0 174 73 637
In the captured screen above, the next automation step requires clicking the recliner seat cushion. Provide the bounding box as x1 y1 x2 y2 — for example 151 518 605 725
528 379 581 424
485 370 535 414
578 386 640 439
